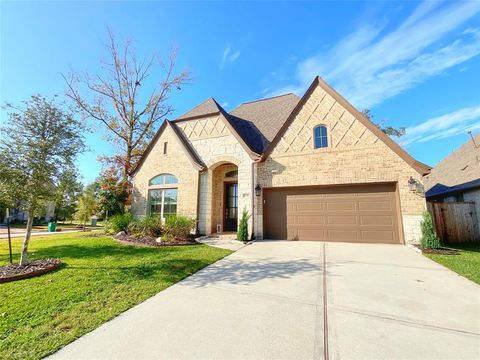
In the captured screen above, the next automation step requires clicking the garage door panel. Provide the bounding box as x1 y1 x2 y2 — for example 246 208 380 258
361 230 396 242
326 202 356 211
264 183 401 244
360 215 394 226
328 229 359 242
358 200 393 211
327 215 358 225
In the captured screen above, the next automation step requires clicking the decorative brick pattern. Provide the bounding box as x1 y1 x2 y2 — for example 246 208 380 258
176 116 253 236
254 85 426 244
133 83 426 245
176 116 228 140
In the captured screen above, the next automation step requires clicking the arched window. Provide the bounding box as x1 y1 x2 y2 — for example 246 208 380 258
313 125 328 149
149 173 178 186
148 174 178 218
225 170 238 178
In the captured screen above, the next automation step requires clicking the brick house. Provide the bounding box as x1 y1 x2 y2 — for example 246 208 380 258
424 132 480 228
131 77 430 245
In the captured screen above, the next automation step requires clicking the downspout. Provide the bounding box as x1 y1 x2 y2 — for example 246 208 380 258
251 161 255 241
195 169 204 235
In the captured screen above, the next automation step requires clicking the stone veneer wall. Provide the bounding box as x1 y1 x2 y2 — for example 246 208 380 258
131 125 199 218
211 163 238 233
254 84 426 245
176 116 254 235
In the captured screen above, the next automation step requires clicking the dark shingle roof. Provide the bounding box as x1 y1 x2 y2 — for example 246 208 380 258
229 94 301 152
177 98 222 120
424 132 480 194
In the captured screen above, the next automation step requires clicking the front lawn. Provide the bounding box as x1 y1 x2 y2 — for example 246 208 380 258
0 233 231 360
424 242 480 284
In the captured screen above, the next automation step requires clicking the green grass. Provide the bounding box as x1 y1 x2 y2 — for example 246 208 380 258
0 233 231 359
424 243 480 284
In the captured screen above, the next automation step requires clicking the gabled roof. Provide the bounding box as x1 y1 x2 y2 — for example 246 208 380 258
261 77 431 175
130 120 206 176
176 98 222 120
229 94 301 153
134 76 431 175
426 179 480 199
424 132 480 194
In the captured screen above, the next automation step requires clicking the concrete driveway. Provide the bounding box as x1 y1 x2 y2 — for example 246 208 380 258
50 241 480 360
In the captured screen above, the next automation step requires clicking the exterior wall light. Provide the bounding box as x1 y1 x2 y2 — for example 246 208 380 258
255 184 262 197
408 177 425 196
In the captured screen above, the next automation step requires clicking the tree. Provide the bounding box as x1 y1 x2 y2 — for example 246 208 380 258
53 168 83 222
64 29 190 183
0 95 85 265
75 186 97 230
97 166 128 219
362 109 406 138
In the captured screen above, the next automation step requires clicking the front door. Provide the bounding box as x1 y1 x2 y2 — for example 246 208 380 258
224 183 238 231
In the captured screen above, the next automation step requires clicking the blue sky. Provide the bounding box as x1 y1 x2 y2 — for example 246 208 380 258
1 1 479 184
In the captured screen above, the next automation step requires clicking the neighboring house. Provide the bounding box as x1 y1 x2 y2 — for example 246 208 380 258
0 202 56 224
424 132 480 226
131 77 430 245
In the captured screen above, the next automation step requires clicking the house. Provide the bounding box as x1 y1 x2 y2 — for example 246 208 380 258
424 132 480 229
131 77 430 245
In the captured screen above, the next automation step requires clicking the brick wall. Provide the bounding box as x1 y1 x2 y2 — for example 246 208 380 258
131 125 199 219
176 116 254 235
254 84 426 244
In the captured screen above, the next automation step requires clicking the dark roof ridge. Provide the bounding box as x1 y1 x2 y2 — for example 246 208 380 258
176 97 222 120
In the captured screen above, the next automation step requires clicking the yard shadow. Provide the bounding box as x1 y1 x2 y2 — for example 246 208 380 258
179 256 322 287
28 242 196 261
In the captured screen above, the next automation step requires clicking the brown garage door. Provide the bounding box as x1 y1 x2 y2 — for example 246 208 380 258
263 183 402 244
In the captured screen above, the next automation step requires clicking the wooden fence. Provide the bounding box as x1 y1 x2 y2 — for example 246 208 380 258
427 201 480 243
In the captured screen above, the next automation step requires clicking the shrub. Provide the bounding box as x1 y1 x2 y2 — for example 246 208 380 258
105 213 134 234
128 214 162 237
420 211 441 249
237 208 251 243
163 215 196 241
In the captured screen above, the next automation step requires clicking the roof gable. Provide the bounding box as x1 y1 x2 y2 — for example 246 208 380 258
424 132 480 192
262 77 430 175
177 98 222 120
130 121 205 176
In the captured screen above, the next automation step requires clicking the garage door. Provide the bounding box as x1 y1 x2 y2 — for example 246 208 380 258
263 183 402 244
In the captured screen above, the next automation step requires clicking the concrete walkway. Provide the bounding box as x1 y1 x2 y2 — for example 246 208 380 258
49 241 480 360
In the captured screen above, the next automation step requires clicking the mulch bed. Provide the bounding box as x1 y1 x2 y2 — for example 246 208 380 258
422 247 460 255
0 258 61 283
114 232 197 247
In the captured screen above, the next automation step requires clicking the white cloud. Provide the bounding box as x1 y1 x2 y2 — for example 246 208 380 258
221 102 229 108
266 1 480 108
400 106 480 146
220 44 241 70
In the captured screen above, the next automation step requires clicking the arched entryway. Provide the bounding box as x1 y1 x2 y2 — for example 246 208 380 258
210 162 238 233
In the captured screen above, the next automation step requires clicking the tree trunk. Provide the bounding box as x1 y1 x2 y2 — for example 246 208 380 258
19 212 34 266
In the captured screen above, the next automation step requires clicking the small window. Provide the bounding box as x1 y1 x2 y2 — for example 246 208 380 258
314 125 328 149
149 173 178 186
163 142 168 155
225 170 238 178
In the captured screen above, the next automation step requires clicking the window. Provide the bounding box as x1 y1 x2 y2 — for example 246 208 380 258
163 142 168 155
148 189 177 218
313 125 328 149
149 173 178 186
225 170 238 178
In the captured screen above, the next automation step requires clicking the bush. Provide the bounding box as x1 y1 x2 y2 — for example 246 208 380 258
128 214 162 237
163 215 196 241
105 213 134 234
420 211 441 249
237 208 251 243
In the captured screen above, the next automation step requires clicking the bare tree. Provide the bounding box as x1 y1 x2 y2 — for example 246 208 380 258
64 30 190 182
